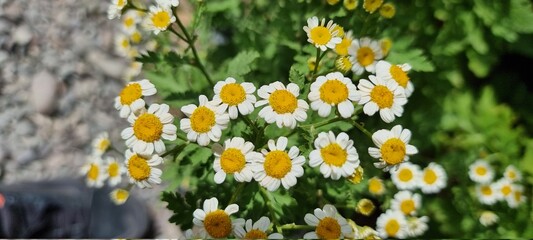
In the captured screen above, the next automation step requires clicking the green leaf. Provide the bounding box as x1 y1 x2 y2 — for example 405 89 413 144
387 48 435 72
226 50 260 80
161 191 196 229
520 140 533 177
288 65 305 86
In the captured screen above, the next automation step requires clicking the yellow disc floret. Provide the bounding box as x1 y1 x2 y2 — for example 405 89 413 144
190 106 216 133
390 65 409 88
475 166 487 176
244 229 268 239
356 47 375 67
310 26 332 45
384 219 400 237
220 83 246 106
128 155 151 181
87 163 100 180
220 148 246 174
269 90 298 114
380 138 406 165
370 85 394 109
379 3 396 19
152 11 171 29
119 83 142 105
108 162 120 177
481 185 492 196
321 143 348 167
316 217 341 239
319 80 349 105
133 113 163 142
423 169 437 184
363 0 383 13
398 168 413 182
264 150 292 179
203 210 232 238
400 200 415 215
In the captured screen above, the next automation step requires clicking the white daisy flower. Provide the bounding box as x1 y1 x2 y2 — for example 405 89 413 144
114 79 156 118
308 72 360 118
335 30 354 56
368 177 386 196
192 197 243 239
376 60 414 97
419 162 447 194
358 75 407 123
391 191 422 216
468 159 494 184
476 183 499 205
493 178 514 200
180 95 230 146
234 217 283 239
122 103 177 155
212 77 256 119
303 204 353 239
406 216 429 237
255 82 309 129
107 0 128 20
144 5 176 35
506 184 526 208
303 16 342 51
124 149 163 188
390 162 421 190
184 225 207 239
309 131 360 180
123 62 143 82
212 137 255 184
250 137 305 191
376 210 408 239
354 226 379 239
121 11 142 34
80 156 106 188
103 156 126 186
368 125 418 171
479 211 498 227
114 33 132 57
504 165 522 182
156 0 179 8
109 188 129 205
92 132 111 156
348 37 383 74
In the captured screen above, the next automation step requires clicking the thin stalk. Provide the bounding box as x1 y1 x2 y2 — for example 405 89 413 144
259 187 282 233
311 48 326 79
279 223 315 231
228 182 246 205
168 26 188 42
353 121 373 139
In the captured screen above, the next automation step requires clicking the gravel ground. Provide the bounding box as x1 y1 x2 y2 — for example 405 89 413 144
0 0 180 237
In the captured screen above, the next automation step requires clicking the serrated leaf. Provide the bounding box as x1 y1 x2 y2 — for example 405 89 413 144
226 50 260 79
387 48 435 72
161 191 195 229
289 65 305 86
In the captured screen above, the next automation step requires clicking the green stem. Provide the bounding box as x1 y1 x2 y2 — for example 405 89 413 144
311 48 326 79
160 143 186 158
168 26 188 42
300 117 344 129
228 182 246 205
173 10 214 87
279 223 315 231
353 121 373 139
259 187 282 233
125 2 147 12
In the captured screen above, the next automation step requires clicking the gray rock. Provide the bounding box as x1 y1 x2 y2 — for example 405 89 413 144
87 50 127 79
12 24 33 46
15 119 35 136
30 70 59 115
0 51 7 65
15 148 38 165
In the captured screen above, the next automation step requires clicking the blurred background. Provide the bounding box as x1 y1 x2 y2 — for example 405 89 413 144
0 0 179 238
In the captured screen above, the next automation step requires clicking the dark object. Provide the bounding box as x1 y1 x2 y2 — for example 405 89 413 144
0 178 152 238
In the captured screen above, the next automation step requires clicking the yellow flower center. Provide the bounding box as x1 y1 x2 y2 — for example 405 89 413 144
316 217 341 239
397 168 413 182
128 154 151 181
501 185 512 196
508 171 516 180
333 25 344 38
380 38 392 56
308 57 319 72
190 106 216 133
335 56 353 73
117 0 126 8
114 189 129 201
133 113 163 142
356 47 375 67
124 17 135 28
363 0 383 13
151 11 171 29
119 83 142 105
320 143 348 167
108 162 120 177
400 199 415 215
384 219 400 237
310 26 332 45
390 65 409 88
319 80 349 105
357 198 375 216
475 166 487 176
370 85 394 109
131 31 142 44
269 90 298 114
264 150 292 179
368 178 384 194
335 37 351 56
344 0 358 10
348 166 364 184
220 83 246 106
423 169 437 184
203 210 232 238
244 229 268 239
481 185 492 196
121 39 130 49
97 139 111 152
87 163 100 181
514 191 522 202
380 138 406 165
379 3 396 19
220 148 246 174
